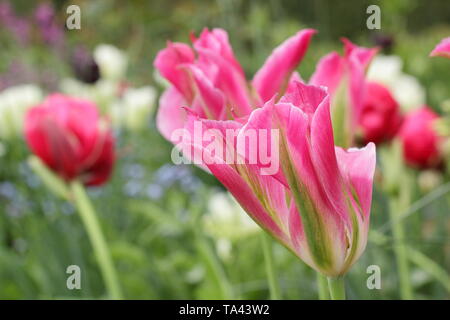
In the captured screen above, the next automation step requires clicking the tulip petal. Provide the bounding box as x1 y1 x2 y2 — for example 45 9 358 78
430 37 450 58
83 132 115 186
156 87 188 142
196 47 253 116
310 88 350 226
309 52 345 96
280 80 328 114
252 29 316 102
194 28 245 76
154 42 195 101
335 143 376 219
236 98 286 186
342 38 378 68
334 143 376 272
183 65 226 120
184 113 290 242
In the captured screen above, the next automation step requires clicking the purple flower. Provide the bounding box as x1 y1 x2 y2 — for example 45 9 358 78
0 1 30 45
33 2 64 46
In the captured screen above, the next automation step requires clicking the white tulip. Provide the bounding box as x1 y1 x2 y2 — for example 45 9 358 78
391 74 426 112
0 84 43 140
367 55 403 87
94 44 128 81
122 86 156 131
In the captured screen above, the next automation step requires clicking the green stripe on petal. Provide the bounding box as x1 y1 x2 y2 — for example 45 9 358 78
279 133 334 271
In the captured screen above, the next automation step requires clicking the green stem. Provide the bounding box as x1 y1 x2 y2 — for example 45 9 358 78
407 246 450 293
317 272 329 300
389 198 413 300
70 181 123 299
261 233 281 299
28 156 70 200
327 276 346 300
195 234 233 299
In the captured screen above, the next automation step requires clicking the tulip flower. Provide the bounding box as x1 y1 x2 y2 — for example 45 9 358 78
94 44 128 81
181 82 376 290
367 55 426 112
430 37 450 58
359 81 403 144
24 94 122 299
399 107 442 168
24 94 115 186
309 39 378 148
154 28 316 143
0 84 43 140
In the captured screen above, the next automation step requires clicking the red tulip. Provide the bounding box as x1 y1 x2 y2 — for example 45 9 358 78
399 107 442 168
359 81 403 144
25 94 115 186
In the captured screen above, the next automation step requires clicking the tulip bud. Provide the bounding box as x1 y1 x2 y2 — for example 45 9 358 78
359 81 403 144
24 94 115 186
399 107 443 168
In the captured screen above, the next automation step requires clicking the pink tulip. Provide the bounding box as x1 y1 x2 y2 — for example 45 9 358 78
399 107 442 168
25 94 115 186
154 28 316 142
430 37 450 58
310 39 378 148
359 81 403 144
182 81 376 276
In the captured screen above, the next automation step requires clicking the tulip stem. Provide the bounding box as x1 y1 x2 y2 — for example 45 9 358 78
70 181 123 299
195 234 233 299
316 272 329 300
261 233 281 299
389 197 413 299
327 276 346 300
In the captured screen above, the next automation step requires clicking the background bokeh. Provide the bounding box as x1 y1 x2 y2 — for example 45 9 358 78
0 0 449 299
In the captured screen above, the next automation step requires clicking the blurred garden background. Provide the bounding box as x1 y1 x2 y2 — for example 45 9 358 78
0 0 450 299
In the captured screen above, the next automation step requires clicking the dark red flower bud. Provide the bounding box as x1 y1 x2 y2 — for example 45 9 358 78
399 107 442 168
359 82 403 144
